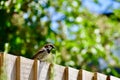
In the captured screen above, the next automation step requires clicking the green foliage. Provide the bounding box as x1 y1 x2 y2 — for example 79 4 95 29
0 67 7 80
0 0 120 77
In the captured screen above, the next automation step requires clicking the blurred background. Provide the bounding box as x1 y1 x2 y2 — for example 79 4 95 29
0 0 120 77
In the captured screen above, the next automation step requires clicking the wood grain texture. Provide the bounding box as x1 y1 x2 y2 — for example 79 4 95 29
0 53 3 77
64 67 68 80
16 56 20 80
107 76 120 80
5 54 17 80
20 56 34 80
0 53 120 80
78 69 94 80
54 64 65 80
68 67 79 80
37 61 50 80
33 59 38 80
94 72 107 80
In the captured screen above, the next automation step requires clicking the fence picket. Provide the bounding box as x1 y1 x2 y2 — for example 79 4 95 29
107 76 120 80
0 53 120 80
64 67 68 80
78 69 94 80
33 59 37 80
20 56 34 80
94 72 107 80
54 64 65 80
16 56 20 80
37 61 50 80
68 67 79 80
4 54 17 80
0 53 3 77
0 53 17 80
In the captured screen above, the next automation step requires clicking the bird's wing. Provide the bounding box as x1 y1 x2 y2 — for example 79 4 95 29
32 48 45 59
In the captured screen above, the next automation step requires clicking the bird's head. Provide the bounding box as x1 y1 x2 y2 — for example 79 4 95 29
44 44 55 53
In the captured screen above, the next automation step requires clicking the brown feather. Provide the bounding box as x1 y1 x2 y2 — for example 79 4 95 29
32 49 45 59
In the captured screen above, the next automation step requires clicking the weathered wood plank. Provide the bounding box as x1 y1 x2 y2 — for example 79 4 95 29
64 67 68 80
33 59 37 80
16 56 20 80
0 53 2 68
4 54 17 80
54 64 65 80
107 76 120 80
0 53 3 77
78 69 94 80
20 56 34 80
68 67 79 80
0 53 3 69
0 53 120 80
37 61 50 80
94 72 107 80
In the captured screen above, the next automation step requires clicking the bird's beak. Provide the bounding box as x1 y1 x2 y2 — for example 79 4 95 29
53 46 56 50
51 46 56 54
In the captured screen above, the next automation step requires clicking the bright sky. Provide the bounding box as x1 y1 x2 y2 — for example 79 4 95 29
82 0 120 14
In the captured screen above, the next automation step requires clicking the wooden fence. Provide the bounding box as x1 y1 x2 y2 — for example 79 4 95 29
0 53 120 80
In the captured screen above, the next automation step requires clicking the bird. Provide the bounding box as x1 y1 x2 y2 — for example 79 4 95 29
32 43 55 61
